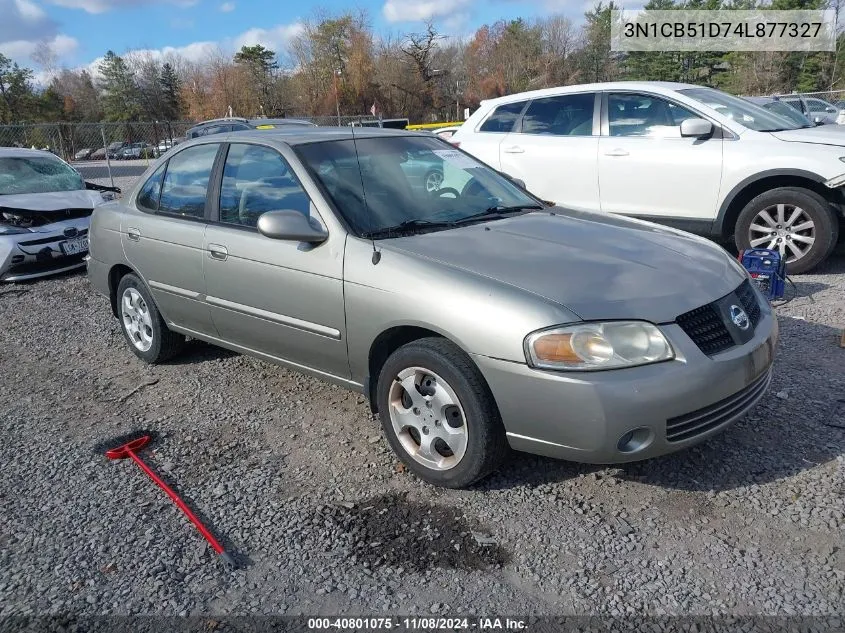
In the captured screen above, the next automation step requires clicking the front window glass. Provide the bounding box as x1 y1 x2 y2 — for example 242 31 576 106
608 94 699 137
679 87 802 132
158 143 218 218
0 155 85 195
219 143 311 227
297 135 541 237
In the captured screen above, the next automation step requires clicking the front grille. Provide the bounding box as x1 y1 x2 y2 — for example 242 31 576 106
676 279 763 356
736 279 761 328
19 228 88 247
666 369 771 443
676 304 734 355
0 207 93 228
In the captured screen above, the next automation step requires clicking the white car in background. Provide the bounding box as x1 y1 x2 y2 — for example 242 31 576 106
451 81 845 273
0 148 116 282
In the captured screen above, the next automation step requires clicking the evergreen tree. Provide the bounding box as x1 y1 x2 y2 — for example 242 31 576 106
159 62 182 120
98 50 141 122
234 44 278 115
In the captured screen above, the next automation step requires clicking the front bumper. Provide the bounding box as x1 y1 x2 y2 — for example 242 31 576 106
473 309 779 464
0 217 91 282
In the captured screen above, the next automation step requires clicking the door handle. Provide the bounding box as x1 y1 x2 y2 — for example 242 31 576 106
502 146 525 154
604 148 629 157
127 227 140 241
208 244 228 261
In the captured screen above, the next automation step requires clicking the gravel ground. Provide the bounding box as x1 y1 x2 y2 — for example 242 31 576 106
0 183 843 618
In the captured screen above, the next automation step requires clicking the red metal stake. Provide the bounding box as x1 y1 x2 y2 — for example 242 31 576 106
105 435 234 566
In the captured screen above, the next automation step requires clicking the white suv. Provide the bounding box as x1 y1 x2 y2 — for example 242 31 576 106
450 81 845 273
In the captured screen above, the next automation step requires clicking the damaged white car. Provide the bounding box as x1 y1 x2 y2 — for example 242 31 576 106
0 148 118 282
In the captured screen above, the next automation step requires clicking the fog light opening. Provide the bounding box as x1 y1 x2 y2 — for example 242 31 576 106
617 427 653 454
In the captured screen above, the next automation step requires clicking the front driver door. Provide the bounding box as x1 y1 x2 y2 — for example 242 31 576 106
203 142 349 380
597 92 723 224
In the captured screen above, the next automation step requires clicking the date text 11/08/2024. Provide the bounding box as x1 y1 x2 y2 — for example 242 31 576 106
307 617 528 630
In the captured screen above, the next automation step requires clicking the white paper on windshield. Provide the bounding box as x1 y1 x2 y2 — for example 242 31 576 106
432 149 479 169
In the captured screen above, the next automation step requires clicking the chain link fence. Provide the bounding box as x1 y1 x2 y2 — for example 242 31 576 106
0 115 381 162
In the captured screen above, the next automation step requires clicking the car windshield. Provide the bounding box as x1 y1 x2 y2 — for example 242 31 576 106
679 87 804 132
0 155 85 195
760 101 813 127
296 135 542 237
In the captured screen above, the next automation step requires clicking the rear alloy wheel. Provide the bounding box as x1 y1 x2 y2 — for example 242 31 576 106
735 187 838 274
116 273 185 364
376 337 509 488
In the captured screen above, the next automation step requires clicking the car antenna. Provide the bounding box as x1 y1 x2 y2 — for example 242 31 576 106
349 123 381 265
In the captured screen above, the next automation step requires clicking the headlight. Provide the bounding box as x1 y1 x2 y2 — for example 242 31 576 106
525 321 674 371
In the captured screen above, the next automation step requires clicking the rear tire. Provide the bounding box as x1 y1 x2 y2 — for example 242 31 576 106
734 187 838 274
376 337 509 488
116 273 185 364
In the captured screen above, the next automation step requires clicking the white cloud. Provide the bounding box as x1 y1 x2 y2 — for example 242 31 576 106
0 34 78 63
234 23 303 51
219 1 234 11
1 0 57 44
48 0 196 14
382 0 474 23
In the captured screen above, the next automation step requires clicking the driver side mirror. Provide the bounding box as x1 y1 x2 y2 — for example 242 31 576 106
813 116 826 125
680 118 714 138
499 171 526 189
257 210 328 244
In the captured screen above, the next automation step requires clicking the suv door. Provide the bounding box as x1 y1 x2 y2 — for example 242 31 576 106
203 142 349 379
597 92 723 224
458 100 527 170
804 98 839 123
499 92 600 210
123 142 221 335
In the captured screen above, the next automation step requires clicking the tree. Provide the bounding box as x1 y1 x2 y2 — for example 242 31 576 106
159 62 182 119
0 53 36 124
98 50 141 122
234 44 278 115
577 2 620 83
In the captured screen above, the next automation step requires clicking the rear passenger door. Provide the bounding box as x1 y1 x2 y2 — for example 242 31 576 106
457 100 527 170
123 142 220 335
203 142 349 379
499 92 600 210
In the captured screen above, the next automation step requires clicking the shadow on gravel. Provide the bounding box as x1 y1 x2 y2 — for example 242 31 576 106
175 339 239 364
315 493 509 571
480 316 844 493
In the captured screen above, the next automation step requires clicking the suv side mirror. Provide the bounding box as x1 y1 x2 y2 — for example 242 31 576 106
680 118 714 138
499 171 526 189
813 116 826 125
257 210 328 244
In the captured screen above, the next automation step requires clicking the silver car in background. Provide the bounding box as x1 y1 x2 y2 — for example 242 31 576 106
87 128 778 488
1 148 115 282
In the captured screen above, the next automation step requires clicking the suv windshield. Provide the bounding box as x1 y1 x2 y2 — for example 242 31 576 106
0 155 85 195
679 87 804 132
760 101 813 128
297 135 542 237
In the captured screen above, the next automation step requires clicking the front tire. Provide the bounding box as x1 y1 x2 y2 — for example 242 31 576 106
735 187 838 274
376 337 509 488
116 273 185 364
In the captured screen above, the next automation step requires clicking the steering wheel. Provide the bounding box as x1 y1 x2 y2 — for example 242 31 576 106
432 187 461 198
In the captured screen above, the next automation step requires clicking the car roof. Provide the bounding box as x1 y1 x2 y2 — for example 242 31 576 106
187 117 315 130
477 81 703 107
184 126 430 147
0 147 63 159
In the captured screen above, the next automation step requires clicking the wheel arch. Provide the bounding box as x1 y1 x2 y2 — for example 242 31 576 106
365 325 472 414
107 263 137 318
714 169 840 239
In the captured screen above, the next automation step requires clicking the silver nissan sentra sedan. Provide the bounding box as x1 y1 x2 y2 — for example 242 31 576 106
87 127 778 488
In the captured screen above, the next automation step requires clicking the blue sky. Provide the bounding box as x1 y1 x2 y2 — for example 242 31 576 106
0 0 592 76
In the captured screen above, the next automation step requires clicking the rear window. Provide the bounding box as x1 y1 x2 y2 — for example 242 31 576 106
479 101 527 133
0 155 85 195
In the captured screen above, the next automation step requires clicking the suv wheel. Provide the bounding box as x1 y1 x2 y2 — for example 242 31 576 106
735 187 839 274
375 337 509 488
117 273 185 364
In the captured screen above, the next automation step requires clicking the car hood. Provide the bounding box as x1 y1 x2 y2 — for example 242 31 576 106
383 210 745 323
0 189 106 212
770 126 845 146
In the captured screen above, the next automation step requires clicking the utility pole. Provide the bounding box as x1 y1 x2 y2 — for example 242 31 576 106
334 69 342 126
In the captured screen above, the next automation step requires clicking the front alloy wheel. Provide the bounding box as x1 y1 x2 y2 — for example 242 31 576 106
388 367 468 471
424 170 443 193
